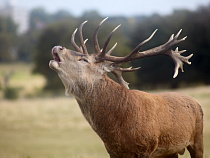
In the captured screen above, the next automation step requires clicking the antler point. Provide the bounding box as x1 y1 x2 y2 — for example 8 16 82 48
84 39 88 44
81 20 88 25
173 73 178 79
100 17 108 25
183 36 187 40
188 53 193 58
116 24 121 29
175 29 182 38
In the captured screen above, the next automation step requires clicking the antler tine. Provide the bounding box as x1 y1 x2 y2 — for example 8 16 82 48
111 67 141 89
173 54 193 78
84 39 88 44
165 29 187 48
116 67 141 72
98 24 121 59
112 70 130 89
79 39 88 52
79 20 88 54
71 28 83 53
93 17 109 54
131 29 158 54
102 29 158 63
175 29 182 39
107 43 117 55
168 34 174 42
169 47 193 78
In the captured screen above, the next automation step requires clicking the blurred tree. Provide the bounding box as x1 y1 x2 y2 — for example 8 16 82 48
52 10 74 21
16 8 75 62
81 10 101 20
33 20 78 90
131 5 210 89
30 4 210 90
16 31 37 62
30 7 75 31
0 16 17 62
182 5 210 84
29 7 49 31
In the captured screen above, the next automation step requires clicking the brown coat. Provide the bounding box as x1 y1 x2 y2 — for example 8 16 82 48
76 76 203 158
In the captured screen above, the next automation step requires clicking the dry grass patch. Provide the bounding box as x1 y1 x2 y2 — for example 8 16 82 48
0 97 108 158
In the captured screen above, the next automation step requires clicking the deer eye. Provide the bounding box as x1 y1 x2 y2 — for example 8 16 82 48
79 58 89 63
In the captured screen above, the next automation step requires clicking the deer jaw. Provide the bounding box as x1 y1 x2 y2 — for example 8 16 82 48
49 46 110 97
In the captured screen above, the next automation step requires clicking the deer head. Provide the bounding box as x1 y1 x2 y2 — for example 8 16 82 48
49 17 193 96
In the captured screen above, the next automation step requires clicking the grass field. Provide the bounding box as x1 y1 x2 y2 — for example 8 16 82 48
0 63 46 98
0 63 209 158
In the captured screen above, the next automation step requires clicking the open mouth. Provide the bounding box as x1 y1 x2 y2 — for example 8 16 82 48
52 47 61 62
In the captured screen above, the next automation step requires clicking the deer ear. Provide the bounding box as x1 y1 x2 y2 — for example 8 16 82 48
102 62 130 89
102 62 115 72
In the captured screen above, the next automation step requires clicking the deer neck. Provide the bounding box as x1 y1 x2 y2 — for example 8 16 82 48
74 75 128 131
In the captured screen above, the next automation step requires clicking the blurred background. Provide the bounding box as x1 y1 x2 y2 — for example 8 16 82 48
0 0 210 157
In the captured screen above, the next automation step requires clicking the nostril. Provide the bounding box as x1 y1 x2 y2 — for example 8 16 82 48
59 46 64 50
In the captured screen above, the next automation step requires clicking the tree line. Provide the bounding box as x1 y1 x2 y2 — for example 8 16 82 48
1 5 210 90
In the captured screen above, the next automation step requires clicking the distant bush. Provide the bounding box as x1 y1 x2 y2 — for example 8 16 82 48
4 87 19 100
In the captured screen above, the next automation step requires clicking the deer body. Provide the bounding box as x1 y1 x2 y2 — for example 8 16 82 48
74 76 203 158
49 18 203 157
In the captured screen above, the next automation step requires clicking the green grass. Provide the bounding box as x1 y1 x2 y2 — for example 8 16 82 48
0 63 209 158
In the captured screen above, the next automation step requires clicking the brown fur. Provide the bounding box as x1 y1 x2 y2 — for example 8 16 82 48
75 75 203 158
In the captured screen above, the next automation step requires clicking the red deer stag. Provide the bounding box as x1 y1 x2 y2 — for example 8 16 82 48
49 18 203 158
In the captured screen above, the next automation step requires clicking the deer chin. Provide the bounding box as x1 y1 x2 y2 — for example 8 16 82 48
49 60 60 71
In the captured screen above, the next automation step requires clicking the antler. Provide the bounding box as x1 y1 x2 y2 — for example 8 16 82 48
96 28 193 79
71 18 193 89
71 28 83 53
93 17 108 54
78 21 88 54
71 21 89 55
112 66 141 89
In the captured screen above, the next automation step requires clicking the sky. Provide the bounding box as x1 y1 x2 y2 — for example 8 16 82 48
2 0 210 16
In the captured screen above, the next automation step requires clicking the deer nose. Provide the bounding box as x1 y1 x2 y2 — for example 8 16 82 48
58 46 65 51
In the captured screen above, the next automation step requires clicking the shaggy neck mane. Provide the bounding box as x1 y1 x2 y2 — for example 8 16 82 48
74 75 130 136
78 75 127 102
